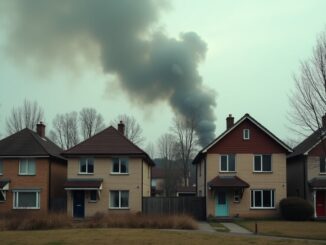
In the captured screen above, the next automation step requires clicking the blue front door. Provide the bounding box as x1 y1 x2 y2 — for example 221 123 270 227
215 191 228 216
73 191 85 218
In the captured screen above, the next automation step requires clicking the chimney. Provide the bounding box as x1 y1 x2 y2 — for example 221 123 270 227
118 121 125 135
322 114 326 128
226 114 234 130
36 121 45 138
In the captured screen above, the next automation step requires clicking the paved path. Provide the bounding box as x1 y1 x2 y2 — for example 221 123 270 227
221 222 252 234
197 222 216 232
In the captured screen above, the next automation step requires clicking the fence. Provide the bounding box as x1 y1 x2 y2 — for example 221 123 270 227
142 196 206 220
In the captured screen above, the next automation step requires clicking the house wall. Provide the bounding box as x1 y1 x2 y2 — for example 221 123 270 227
207 120 285 154
197 159 205 197
67 157 144 217
286 156 305 198
205 153 287 218
50 160 67 211
0 158 50 213
142 161 151 197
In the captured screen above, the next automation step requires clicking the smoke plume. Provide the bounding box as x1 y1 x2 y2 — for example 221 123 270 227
0 0 217 146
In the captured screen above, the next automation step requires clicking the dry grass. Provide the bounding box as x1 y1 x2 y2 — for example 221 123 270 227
0 212 197 231
237 220 326 240
0 228 323 245
0 212 72 231
82 212 198 229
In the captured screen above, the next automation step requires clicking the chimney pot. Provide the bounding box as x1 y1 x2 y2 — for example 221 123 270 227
36 121 45 138
226 114 234 130
118 121 125 135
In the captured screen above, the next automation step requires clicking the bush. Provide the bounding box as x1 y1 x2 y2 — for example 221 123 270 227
279 197 314 221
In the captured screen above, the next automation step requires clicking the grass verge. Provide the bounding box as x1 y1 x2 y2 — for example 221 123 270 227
236 220 326 240
0 228 323 245
209 222 230 232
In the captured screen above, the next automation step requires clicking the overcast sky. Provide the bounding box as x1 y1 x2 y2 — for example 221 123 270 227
0 0 326 151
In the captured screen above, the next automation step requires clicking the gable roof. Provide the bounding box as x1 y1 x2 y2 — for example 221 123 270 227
0 128 65 161
193 114 292 164
288 128 326 158
63 126 154 165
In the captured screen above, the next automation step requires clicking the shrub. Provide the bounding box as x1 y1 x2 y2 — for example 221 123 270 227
279 197 314 221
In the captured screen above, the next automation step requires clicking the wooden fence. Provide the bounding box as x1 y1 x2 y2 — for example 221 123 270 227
142 196 206 220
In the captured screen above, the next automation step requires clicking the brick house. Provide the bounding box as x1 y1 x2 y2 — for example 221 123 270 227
62 121 154 218
193 114 292 218
0 123 67 213
287 115 326 218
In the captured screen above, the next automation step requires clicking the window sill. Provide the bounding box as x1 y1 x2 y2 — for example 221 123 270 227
252 171 273 174
109 207 130 210
88 201 97 203
18 174 36 176
110 173 129 175
250 207 276 210
319 173 326 175
13 207 40 210
78 173 94 175
0 201 6 203
219 171 237 173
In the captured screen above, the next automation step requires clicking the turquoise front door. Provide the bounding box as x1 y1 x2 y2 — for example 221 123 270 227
215 191 228 216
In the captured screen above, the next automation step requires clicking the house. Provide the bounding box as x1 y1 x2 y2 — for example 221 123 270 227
62 121 154 218
0 123 67 213
193 114 292 218
287 115 326 219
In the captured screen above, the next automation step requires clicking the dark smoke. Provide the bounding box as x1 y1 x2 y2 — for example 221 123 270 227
0 0 216 146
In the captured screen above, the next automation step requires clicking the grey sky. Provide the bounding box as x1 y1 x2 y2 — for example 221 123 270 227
0 0 326 150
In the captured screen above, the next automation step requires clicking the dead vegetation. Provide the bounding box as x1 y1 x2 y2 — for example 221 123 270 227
0 212 197 231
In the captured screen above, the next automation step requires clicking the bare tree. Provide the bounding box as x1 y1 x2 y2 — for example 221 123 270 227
171 116 198 187
50 112 79 149
6 99 44 134
157 133 181 196
79 108 105 140
111 114 145 144
289 29 326 137
145 141 156 159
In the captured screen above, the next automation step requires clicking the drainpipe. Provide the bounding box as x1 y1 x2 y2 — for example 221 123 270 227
313 190 317 218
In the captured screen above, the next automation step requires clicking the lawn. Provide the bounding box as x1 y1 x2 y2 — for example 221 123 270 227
237 221 326 240
0 228 324 245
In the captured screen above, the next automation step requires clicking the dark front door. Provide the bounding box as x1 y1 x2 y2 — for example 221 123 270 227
73 191 85 218
316 191 325 217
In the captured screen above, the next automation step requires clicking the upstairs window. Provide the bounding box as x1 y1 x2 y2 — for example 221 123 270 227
254 155 272 172
220 154 236 172
0 160 3 175
320 157 326 174
112 158 129 174
243 129 250 140
19 159 36 175
79 158 94 174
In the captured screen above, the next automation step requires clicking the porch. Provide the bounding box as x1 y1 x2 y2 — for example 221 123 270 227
310 177 326 218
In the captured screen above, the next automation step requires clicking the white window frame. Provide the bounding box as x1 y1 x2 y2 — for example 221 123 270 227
233 190 240 203
253 155 272 172
243 129 250 140
220 154 236 172
0 190 6 202
89 190 97 202
19 159 36 175
13 190 40 209
250 189 275 209
109 190 129 209
79 158 94 175
111 158 129 174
